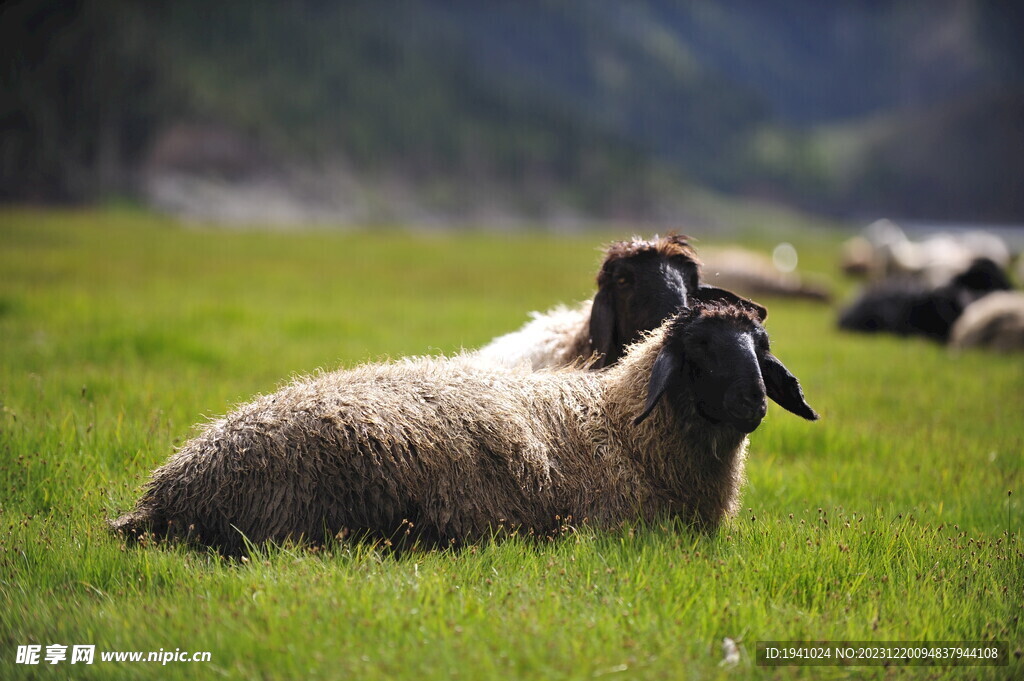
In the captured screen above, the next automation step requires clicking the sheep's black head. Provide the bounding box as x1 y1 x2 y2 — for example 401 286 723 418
589 235 700 368
589 235 767 369
634 305 818 433
949 257 1012 295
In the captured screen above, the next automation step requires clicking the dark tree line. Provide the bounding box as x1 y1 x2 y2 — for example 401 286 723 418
3 0 1023 220
1 1 181 201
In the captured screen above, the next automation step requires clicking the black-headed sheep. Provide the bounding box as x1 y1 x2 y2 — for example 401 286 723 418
838 258 1013 342
949 291 1024 352
110 301 818 555
475 234 766 369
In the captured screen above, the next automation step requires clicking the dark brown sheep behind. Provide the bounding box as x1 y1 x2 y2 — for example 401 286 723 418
474 234 765 370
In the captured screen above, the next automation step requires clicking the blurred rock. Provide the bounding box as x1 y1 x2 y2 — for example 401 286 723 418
701 246 831 302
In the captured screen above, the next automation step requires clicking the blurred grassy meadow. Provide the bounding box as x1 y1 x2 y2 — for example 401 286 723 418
0 208 1021 680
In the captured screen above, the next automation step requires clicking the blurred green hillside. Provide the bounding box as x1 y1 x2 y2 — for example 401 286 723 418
3 0 1023 222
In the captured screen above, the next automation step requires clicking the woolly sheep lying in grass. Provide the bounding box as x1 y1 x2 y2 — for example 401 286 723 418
949 291 1024 352
475 234 766 370
110 300 818 555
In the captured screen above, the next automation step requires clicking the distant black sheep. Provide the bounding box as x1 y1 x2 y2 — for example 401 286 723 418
838 258 1012 342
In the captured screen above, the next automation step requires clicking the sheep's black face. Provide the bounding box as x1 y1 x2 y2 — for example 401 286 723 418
590 250 698 368
634 310 819 432
680 317 770 432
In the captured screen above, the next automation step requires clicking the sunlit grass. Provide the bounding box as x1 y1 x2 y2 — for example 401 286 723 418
1 208 1020 680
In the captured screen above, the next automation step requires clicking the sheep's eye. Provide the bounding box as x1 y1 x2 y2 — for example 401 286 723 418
615 275 631 287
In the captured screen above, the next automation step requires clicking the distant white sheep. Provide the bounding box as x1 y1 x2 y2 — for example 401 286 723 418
842 219 1012 287
949 291 1024 352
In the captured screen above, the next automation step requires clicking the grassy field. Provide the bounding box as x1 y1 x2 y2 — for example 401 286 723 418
1 208 1020 680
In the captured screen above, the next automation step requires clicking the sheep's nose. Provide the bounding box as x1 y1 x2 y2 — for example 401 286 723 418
727 383 767 423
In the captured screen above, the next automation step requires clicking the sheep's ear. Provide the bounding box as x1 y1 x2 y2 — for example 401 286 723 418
692 286 768 321
588 286 617 369
760 353 819 420
634 346 680 425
